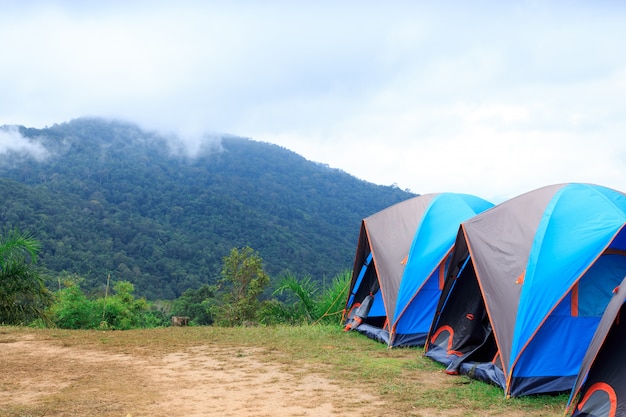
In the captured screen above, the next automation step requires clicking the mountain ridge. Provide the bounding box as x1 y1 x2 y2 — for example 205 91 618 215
0 117 415 299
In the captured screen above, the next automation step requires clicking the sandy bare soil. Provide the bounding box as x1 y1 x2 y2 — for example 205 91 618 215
0 328 563 417
0 332 390 417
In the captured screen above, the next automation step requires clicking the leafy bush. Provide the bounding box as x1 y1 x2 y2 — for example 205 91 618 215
98 281 155 329
50 278 165 329
51 282 99 329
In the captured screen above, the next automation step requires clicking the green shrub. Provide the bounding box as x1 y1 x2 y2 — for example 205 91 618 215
51 283 99 329
50 278 164 329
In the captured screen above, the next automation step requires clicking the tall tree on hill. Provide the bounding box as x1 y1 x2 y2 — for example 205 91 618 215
214 246 269 326
0 229 52 324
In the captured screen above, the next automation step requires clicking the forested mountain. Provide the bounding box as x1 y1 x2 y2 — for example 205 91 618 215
0 118 414 299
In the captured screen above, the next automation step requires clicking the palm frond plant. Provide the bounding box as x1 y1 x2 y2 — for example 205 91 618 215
273 271 319 323
313 269 351 325
0 229 52 325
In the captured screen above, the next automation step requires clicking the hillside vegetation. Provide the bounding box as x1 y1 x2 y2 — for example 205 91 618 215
0 118 413 299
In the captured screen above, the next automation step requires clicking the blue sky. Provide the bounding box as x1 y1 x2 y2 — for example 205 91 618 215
1 1 626 203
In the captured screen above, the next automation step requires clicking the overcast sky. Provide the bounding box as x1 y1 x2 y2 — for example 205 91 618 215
1 1 625 203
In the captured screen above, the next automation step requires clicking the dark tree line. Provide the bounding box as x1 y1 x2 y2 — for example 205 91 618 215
0 230 349 329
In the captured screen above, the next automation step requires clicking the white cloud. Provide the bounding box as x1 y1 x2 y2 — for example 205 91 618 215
0 127 49 161
1 1 626 202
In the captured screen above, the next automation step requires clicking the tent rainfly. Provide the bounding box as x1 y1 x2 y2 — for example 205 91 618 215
425 183 626 397
344 193 493 347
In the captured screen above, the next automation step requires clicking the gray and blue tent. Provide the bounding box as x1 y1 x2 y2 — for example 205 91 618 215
566 275 626 417
344 193 493 347
425 183 626 397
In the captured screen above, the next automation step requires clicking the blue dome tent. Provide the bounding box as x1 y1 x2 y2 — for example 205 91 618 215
425 183 626 397
344 193 493 347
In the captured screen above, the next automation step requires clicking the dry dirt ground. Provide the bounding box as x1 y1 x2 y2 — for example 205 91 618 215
0 328 561 417
0 330 391 417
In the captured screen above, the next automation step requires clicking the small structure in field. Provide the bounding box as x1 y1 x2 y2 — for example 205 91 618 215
171 316 190 326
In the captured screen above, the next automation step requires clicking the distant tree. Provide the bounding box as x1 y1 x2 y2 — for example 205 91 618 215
0 229 52 324
213 246 269 326
171 284 216 325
